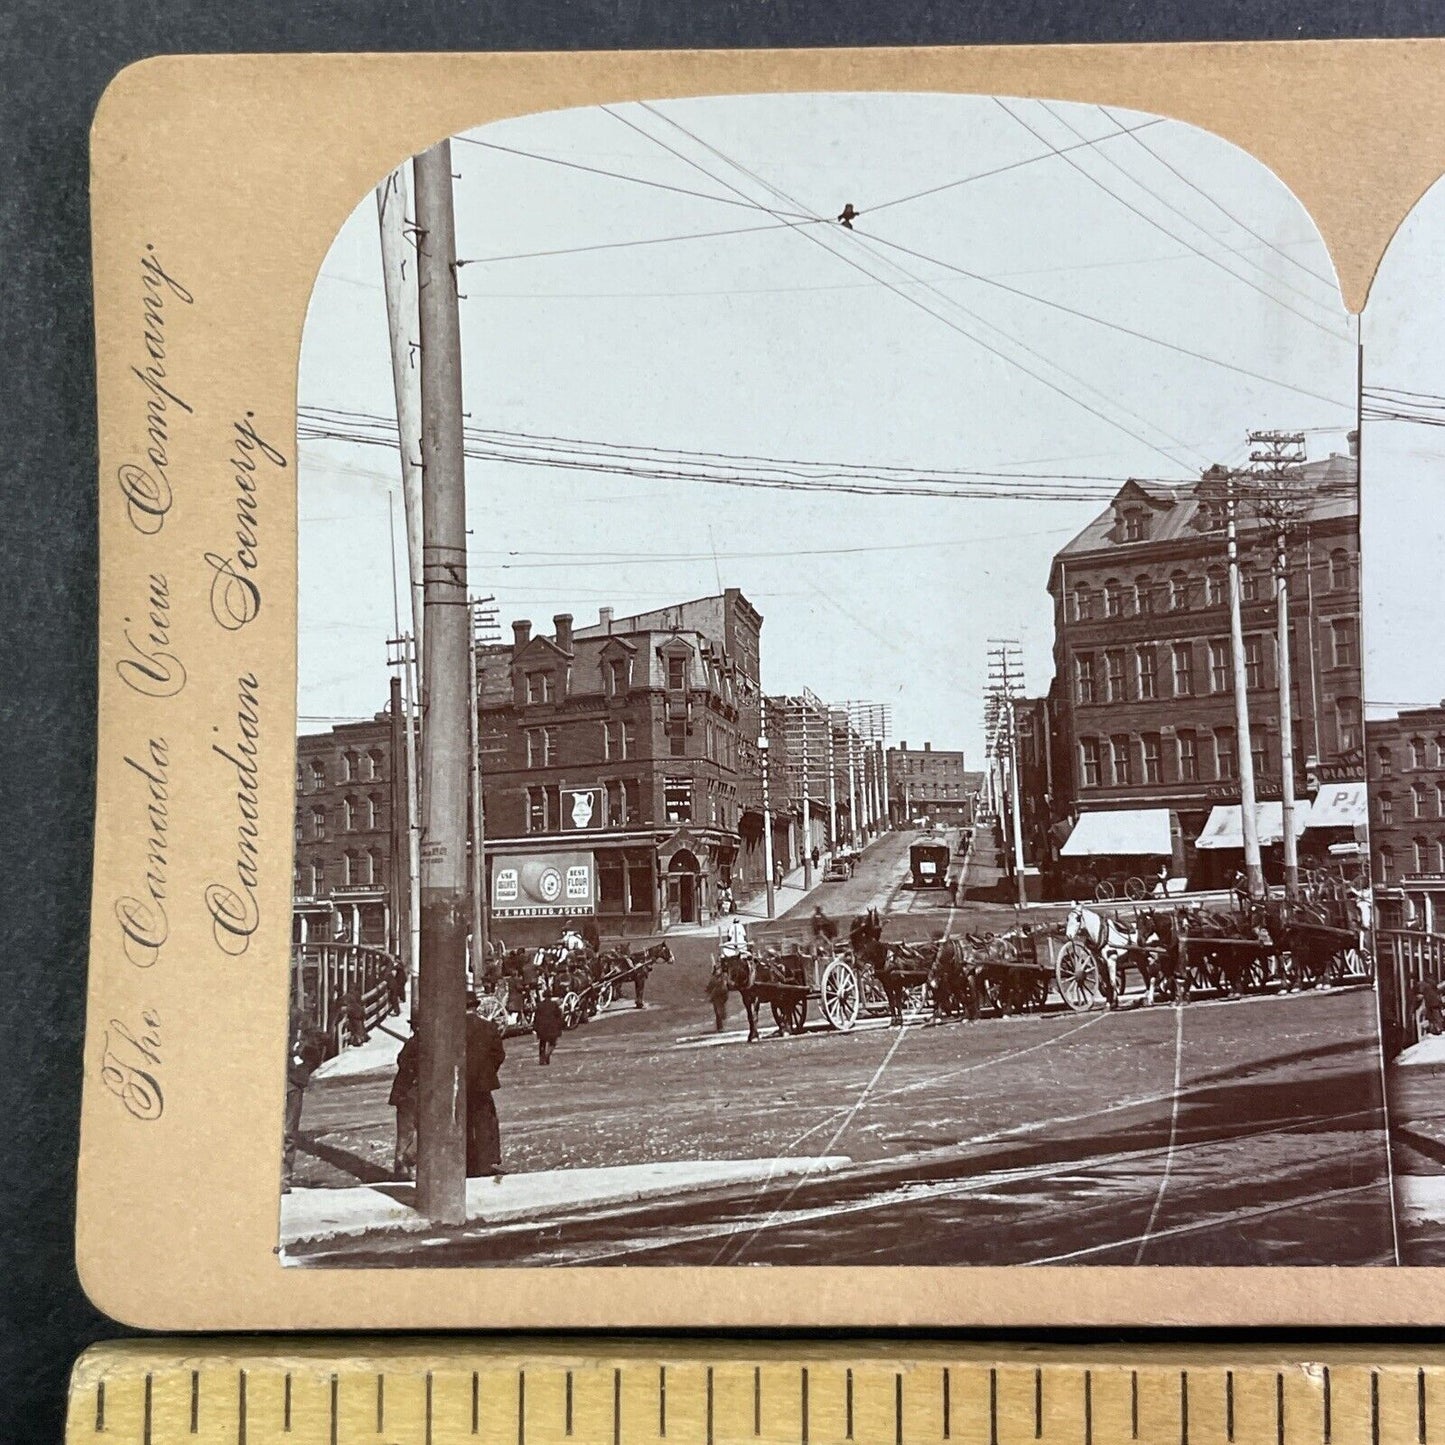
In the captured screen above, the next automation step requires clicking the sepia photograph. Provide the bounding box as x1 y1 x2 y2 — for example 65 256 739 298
278 91 1391 1267
1360 171 1445 1266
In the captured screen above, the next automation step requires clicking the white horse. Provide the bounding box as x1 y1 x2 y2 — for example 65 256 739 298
1064 903 1133 1006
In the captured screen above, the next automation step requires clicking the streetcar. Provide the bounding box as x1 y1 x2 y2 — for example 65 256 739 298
908 838 951 888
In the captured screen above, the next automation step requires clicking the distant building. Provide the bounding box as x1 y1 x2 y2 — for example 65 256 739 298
1368 705 1445 931
1044 448 1361 889
887 740 976 827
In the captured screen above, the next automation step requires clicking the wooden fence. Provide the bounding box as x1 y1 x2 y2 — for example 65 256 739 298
1376 928 1445 1056
290 941 400 1058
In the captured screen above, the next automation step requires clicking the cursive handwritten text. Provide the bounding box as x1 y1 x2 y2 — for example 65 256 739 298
204 671 261 955
100 1010 163 1121
204 413 286 631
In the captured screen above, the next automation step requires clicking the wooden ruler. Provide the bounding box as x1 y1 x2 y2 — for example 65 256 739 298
69 1341 1443 1444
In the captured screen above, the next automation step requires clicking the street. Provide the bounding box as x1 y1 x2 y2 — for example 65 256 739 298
287 832 1396 1267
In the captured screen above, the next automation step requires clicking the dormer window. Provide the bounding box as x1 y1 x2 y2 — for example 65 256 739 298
666 655 688 692
1122 509 1147 542
606 657 629 695
527 670 555 704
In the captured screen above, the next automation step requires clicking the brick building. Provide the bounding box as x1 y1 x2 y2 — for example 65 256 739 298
1368 705 1445 931
1044 447 1362 890
292 711 401 947
292 589 788 947
887 741 977 827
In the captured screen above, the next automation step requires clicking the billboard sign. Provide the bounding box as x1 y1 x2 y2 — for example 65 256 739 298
561 786 602 830
491 851 597 918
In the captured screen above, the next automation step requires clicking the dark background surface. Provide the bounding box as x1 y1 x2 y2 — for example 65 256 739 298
5 3 1445 1441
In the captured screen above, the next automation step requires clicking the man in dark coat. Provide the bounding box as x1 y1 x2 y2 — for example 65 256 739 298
464 993 506 1177
705 963 729 1032
534 993 565 1064
283 1012 327 1191
389 1025 419 1179
580 916 602 955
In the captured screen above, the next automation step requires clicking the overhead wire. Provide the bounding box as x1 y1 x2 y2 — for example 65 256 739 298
626 101 1201 476
993 98 1353 344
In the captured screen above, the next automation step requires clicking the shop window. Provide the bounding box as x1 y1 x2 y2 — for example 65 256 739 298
626 852 654 914
664 777 692 823
598 854 626 912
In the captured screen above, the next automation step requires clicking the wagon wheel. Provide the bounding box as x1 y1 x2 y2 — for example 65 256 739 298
1055 943 1102 1012
979 973 1006 1016
769 996 808 1036
1093 878 1117 902
1124 875 1147 902
820 958 861 1031
476 994 507 1025
597 979 615 1012
560 990 583 1030
860 969 890 1016
1238 955 1269 994
518 994 536 1031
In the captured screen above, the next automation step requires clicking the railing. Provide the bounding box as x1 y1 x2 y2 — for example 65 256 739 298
1377 929 1445 1056
290 941 401 1058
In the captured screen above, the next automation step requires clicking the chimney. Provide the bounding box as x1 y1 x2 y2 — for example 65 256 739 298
598 606 613 634
511 619 531 652
1347 428 1359 459
924 741 932 751
554 613 574 652
899 740 907 752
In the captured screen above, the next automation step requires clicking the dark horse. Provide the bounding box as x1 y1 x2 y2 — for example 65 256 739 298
927 935 981 1022
716 946 806 1042
600 940 674 1008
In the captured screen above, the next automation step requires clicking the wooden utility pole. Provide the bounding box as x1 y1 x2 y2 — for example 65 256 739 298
468 599 488 971
376 165 426 675
799 698 812 889
826 708 838 849
759 733 776 918
413 138 469 1225
988 641 1028 910
1226 471 1266 901
1249 431 1307 901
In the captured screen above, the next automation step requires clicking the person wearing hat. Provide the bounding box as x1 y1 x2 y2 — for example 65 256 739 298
389 1020 419 1180
533 991 565 1065
464 991 507 1177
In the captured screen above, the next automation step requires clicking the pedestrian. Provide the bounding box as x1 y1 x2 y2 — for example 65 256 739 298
464 992 507 1177
811 845 820 871
633 957 651 1009
534 992 565 1064
341 987 369 1047
580 915 602 955
386 958 407 1015
705 963 730 1032
774 859 785 890
282 1011 327 1192
389 1024 419 1179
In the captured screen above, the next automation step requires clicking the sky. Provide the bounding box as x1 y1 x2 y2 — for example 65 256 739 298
1361 176 1445 721
297 92 1358 761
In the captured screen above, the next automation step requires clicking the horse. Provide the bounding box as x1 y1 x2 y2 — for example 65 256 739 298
612 939 673 1007
927 935 982 1022
1131 908 1188 1005
848 909 907 1025
717 948 763 1041
1063 903 1131 1007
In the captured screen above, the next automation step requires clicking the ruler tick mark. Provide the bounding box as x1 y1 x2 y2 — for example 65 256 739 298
283 1372 291 1433
659 1364 666 1438
1277 1373 1285 1445
95 1380 104 1433
1181 1371 1189 1445
802 1367 810 1445
706 1368 714 1445
1086 1370 1094 1445
237 1370 246 1445
942 1368 951 1441
1131 1371 1138 1440
1421 1368 1429 1445
614 1367 622 1445
565 1371 572 1438
846 1369 854 1440
1372 1371 1381 1445
473 1371 481 1435
329 1374 338 1445
1324 1367 1332 1444
377 1373 385 1432
144 1373 153 1445
1227 1372 1235 1443
1035 1368 1043 1440
895 1372 903 1445
426 1372 434 1445
519 1369 526 1445
990 1368 999 1445
755 1367 762 1436
191 1371 200 1436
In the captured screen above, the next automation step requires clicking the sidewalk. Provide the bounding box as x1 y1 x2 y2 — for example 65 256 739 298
280 1155 850 1250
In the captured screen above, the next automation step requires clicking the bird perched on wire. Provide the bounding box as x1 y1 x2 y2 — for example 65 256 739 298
837 203 859 229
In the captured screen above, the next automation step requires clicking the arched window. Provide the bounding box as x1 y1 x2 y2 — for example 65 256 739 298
1134 574 1154 614
1206 567 1226 607
1103 578 1125 619
343 795 357 831
1239 564 1261 602
1170 570 1191 611
1073 584 1093 622
341 750 359 782
1329 548 1350 590
1378 792 1393 827
1411 737 1428 770
366 793 381 830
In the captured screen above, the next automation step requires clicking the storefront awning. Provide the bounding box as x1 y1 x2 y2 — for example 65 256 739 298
1195 801 1307 850
1305 781 1368 831
1059 808 1173 858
